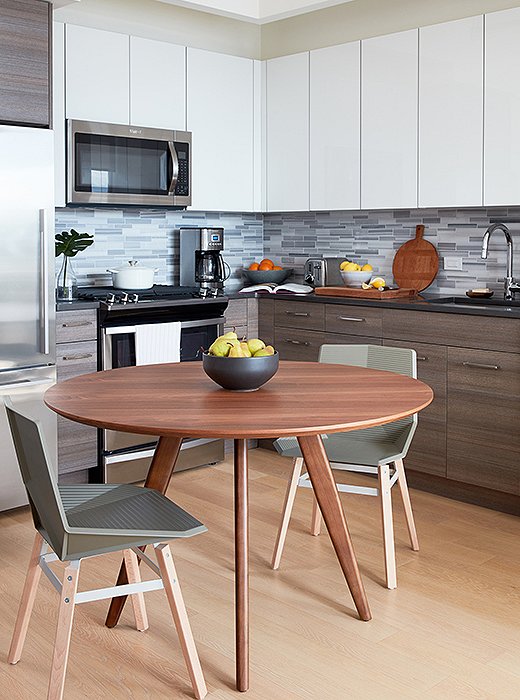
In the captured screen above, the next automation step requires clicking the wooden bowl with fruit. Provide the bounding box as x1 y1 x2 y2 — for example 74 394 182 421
242 259 292 285
202 330 279 391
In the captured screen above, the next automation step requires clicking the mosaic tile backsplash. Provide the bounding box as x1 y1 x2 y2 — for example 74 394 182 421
264 207 520 294
54 208 264 289
55 206 520 295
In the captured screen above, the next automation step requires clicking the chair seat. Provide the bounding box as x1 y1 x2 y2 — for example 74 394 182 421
59 484 206 537
275 427 407 467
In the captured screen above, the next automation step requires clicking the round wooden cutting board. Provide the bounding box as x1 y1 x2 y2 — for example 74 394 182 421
392 225 439 292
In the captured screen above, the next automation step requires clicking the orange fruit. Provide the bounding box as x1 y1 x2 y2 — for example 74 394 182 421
259 259 274 269
272 265 283 270
258 262 272 271
248 262 259 270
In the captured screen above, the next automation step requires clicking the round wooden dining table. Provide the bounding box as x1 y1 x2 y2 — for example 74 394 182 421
45 360 433 692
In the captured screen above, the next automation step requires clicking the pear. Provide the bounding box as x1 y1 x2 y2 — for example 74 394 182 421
209 333 239 355
247 338 265 355
228 343 245 357
222 330 238 340
240 341 252 357
208 339 231 357
253 345 275 357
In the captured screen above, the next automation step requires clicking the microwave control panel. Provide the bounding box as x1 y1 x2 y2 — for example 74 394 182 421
175 142 190 197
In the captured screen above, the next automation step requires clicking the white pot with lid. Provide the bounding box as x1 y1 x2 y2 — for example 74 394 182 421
107 260 159 289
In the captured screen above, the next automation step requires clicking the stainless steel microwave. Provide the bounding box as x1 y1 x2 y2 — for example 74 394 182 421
67 120 192 208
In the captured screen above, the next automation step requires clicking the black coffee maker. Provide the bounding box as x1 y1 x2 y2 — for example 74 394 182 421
179 227 230 297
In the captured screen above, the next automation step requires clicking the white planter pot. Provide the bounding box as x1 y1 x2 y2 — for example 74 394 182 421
107 261 159 289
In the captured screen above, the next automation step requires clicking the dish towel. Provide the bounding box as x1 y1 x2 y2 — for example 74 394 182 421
135 322 181 365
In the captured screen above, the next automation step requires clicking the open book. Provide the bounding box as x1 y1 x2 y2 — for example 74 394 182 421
239 282 313 295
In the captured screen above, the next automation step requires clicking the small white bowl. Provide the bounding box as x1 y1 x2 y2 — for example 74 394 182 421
340 270 373 287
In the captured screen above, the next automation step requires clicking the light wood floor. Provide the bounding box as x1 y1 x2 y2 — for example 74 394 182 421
1 449 519 699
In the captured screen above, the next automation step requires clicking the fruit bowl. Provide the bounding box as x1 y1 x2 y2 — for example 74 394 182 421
340 270 373 287
202 351 279 391
242 268 293 285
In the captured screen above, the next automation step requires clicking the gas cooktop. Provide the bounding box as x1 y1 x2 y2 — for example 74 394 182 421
77 285 218 305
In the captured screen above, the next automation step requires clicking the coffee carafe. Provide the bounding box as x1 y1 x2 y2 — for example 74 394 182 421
179 227 230 297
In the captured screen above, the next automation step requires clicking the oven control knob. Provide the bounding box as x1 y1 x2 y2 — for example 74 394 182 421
120 292 129 304
129 293 139 303
106 293 116 305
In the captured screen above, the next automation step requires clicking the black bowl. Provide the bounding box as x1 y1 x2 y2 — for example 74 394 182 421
202 351 279 391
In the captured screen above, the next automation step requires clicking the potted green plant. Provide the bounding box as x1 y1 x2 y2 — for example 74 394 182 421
55 229 94 300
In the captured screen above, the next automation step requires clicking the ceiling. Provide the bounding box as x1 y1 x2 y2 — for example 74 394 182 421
157 0 355 24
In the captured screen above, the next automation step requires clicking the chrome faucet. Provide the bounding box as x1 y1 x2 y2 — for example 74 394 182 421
481 223 520 300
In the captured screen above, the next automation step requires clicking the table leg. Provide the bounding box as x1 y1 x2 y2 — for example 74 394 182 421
234 438 249 692
297 434 372 622
105 436 183 629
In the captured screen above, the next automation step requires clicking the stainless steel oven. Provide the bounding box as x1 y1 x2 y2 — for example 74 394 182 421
99 300 226 483
67 120 191 208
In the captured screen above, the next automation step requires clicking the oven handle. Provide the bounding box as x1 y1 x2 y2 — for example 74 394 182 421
103 316 225 336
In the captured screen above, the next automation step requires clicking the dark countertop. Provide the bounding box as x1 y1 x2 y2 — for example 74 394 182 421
57 291 520 319
232 289 520 319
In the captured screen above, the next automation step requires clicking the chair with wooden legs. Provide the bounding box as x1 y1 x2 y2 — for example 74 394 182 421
271 344 420 589
5 401 208 700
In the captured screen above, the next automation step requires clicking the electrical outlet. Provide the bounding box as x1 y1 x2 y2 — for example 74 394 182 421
443 256 463 271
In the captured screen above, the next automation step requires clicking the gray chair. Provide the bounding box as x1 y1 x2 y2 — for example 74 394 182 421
5 401 208 700
271 344 420 589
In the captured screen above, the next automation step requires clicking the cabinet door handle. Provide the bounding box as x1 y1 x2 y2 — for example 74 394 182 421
338 316 365 322
285 339 310 346
417 356 428 362
62 321 93 328
61 353 94 361
462 361 500 371
285 311 310 317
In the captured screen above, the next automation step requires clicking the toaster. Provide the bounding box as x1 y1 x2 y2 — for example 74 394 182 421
303 257 346 287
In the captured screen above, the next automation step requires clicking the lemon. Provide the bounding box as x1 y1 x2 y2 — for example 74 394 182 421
361 282 372 290
342 262 359 272
371 277 386 289
362 264 373 272
339 260 352 271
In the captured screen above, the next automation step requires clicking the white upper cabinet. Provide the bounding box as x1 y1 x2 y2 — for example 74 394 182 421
187 48 254 212
485 8 520 205
361 30 418 210
419 16 483 208
310 42 360 211
266 52 310 212
66 25 130 124
130 37 186 130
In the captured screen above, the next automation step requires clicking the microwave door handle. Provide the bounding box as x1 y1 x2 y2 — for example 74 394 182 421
168 141 179 195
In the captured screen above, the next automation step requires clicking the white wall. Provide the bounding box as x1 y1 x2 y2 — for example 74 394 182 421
54 0 261 58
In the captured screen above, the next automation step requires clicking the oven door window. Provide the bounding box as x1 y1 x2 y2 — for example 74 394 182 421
181 325 219 362
74 133 171 196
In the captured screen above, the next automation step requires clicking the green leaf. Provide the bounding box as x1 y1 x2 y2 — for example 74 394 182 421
55 229 94 258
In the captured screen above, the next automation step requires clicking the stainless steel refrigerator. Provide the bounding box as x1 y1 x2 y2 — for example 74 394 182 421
0 125 57 511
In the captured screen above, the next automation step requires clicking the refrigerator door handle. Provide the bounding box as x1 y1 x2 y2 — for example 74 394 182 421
39 209 50 355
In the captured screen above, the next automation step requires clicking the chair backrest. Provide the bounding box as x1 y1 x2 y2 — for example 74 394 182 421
318 344 418 458
5 400 68 556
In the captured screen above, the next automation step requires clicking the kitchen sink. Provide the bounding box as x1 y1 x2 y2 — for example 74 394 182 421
430 296 520 308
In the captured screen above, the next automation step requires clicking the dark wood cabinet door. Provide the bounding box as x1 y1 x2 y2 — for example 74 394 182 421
0 0 51 127
447 348 520 494
275 299 325 331
258 298 275 347
384 339 447 477
274 328 324 361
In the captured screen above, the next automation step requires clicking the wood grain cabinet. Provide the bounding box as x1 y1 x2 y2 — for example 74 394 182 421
0 0 51 127
274 300 324 331
325 304 382 338
224 298 258 340
384 339 447 477
447 348 520 495
56 310 98 480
